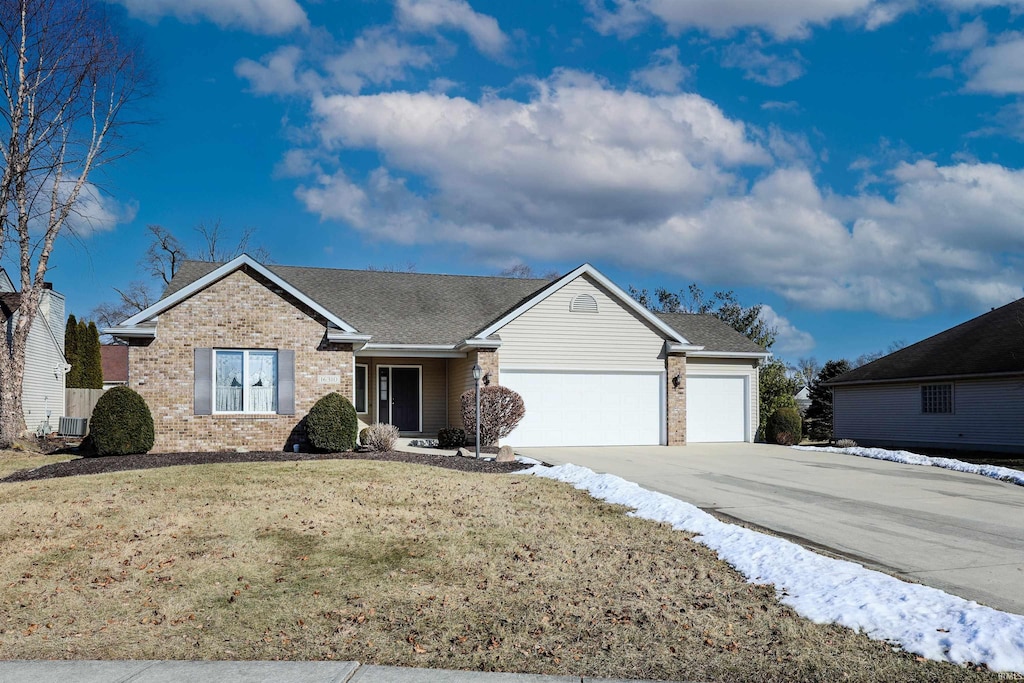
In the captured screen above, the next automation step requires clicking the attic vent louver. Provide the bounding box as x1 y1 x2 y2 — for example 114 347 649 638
569 293 599 313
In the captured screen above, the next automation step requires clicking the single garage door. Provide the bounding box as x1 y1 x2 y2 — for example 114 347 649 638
501 371 663 447
686 375 748 442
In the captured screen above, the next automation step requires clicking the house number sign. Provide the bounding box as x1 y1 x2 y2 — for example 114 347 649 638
318 375 341 384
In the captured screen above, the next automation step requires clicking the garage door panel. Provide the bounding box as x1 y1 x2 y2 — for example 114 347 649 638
502 371 662 447
687 375 747 443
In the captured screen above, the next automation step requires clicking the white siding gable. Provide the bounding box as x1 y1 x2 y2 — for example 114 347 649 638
21 312 66 433
495 274 667 371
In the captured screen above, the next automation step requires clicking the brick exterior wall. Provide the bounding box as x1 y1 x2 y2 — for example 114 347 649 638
666 354 687 446
128 268 353 453
475 348 499 387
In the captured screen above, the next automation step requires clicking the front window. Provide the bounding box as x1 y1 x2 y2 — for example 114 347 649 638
921 384 953 414
355 364 368 413
215 350 278 413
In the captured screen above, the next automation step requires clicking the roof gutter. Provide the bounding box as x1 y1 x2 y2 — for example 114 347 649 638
827 369 1024 387
326 330 373 349
458 338 502 351
103 325 156 339
685 350 771 359
665 342 705 354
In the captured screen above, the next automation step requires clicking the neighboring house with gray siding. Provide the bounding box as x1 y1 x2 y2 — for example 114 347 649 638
0 268 69 435
829 297 1024 452
106 255 769 452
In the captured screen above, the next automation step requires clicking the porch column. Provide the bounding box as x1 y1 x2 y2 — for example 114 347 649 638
475 348 499 386
666 353 686 446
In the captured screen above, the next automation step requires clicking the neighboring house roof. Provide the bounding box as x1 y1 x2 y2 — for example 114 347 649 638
116 256 756 354
656 312 768 356
830 297 1024 386
101 344 129 383
0 292 21 318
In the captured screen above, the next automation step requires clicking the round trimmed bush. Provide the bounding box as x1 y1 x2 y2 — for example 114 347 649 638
88 386 155 456
437 427 466 449
306 392 358 452
767 407 802 446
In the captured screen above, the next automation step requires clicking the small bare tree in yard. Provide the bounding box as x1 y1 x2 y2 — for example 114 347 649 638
460 385 525 447
0 0 145 447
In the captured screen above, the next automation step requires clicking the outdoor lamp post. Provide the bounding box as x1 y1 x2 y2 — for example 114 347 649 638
472 363 482 459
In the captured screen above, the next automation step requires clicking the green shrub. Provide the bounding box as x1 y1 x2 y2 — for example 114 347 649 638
88 386 154 456
306 392 358 452
359 427 371 447
767 407 802 446
437 427 466 449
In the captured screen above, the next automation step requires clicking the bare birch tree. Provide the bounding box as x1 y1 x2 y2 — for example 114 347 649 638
0 0 145 447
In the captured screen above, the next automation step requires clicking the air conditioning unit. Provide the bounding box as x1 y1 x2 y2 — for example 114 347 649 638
58 416 89 437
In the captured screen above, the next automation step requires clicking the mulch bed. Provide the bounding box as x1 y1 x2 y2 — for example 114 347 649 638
1 450 535 483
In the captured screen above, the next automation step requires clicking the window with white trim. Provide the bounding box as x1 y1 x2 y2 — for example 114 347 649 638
215 349 278 413
921 384 953 414
354 364 368 413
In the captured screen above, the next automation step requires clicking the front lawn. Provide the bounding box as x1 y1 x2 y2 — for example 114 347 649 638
0 453 993 682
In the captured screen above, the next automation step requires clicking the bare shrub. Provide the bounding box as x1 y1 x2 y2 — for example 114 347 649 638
362 423 399 452
835 438 858 448
460 385 525 447
774 431 797 446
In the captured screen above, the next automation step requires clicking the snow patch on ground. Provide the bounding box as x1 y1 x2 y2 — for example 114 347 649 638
794 445 1024 487
524 463 1024 673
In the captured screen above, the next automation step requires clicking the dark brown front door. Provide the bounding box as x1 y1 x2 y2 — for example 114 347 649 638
379 367 420 432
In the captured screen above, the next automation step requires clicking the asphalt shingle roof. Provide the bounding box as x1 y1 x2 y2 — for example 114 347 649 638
163 261 767 354
656 312 768 354
829 297 1024 385
164 261 549 345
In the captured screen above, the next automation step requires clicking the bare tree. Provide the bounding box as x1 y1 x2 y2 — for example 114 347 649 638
366 261 417 273
497 263 560 280
143 224 186 285
193 219 269 265
0 0 146 447
789 357 821 388
90 279 155 331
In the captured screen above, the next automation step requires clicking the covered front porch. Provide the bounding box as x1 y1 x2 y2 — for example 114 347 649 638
353 349 497 438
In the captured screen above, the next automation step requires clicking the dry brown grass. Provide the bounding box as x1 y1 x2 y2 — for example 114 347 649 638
0 451 74 479
0 453 996 682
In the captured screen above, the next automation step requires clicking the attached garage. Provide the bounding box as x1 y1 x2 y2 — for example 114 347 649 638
686 375 750 442
501 370 664 447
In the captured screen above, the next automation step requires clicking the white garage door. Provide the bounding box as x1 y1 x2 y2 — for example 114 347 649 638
686 375 748 442
501 371 663 447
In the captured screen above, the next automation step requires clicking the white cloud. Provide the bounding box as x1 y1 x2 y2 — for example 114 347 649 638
721 38 806 86
630 46 691 93
111 0 307 34
280 72 1024 318
933 18 988 52
395 0 509 57
235 46 313 95
963 33 1024 94
761 100 801 112
586 0 877 40
325 28 434 93
759 305 816 355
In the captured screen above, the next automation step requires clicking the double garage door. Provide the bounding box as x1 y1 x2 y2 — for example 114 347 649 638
502 371 663 447
502 370 750 447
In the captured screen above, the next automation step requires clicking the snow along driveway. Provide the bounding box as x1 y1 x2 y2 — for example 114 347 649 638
526 463 1024 672
516 443 1024 616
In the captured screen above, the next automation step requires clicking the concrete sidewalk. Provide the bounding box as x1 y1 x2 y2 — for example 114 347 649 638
519 443 1024 615
0 661 681 682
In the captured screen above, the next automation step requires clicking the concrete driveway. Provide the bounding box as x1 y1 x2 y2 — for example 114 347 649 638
518 443 1024 615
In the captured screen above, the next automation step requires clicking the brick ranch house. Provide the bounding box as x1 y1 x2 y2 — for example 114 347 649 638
106 256 769 453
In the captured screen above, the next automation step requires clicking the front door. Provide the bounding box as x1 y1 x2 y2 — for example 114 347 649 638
378 366 420 432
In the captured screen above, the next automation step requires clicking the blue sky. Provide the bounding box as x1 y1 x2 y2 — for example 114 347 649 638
25 0 1024 367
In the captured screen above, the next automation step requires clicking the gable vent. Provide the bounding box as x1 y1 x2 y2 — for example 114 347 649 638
569 293 599 313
